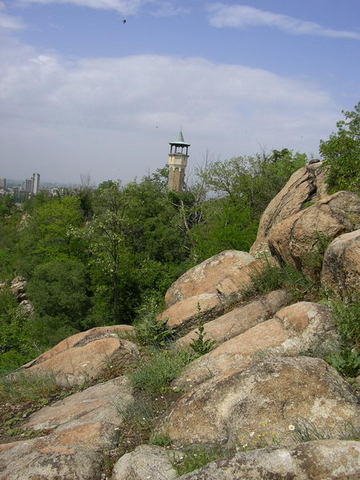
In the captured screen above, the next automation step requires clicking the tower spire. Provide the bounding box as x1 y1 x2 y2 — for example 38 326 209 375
167 130 190 192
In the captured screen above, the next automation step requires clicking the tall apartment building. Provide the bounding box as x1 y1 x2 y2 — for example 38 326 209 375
32 173 40 195
0 177 6 190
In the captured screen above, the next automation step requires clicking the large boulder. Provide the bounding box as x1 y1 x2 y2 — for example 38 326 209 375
20 325 138 386
0 377 134 480
268 191 360 278
160 357 359 448
165 250 255 307
160 258 267 331
175 302 337 390
321 229 360 298
176 290 290 349
112 445 178 480
178 440 360 480
250 162 326 256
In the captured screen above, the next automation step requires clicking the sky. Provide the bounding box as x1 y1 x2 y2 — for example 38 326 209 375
0 1 359 184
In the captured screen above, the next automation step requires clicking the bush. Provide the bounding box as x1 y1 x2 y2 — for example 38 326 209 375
326 298 360 377
247 262 316 301
131 349 195 395
320 102 360 194
134 295 174 348
173 445 227 475
190 321 216 355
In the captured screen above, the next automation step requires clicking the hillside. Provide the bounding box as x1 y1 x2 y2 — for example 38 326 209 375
0 159 359 479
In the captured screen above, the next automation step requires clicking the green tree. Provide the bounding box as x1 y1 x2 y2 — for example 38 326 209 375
320 102 360 194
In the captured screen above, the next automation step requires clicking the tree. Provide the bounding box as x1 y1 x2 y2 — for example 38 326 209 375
320 102 360 194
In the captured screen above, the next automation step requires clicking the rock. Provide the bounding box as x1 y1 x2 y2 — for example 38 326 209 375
20 325 138 386
175 302 337 390
10 276 27 302
160 259 268 331
112 445 178 480
176 290 290 349
0 377 134 480
160 293 220 330
268 191 360 278
161 357 359 448
19 299 34 315
321 229 360 298
250 163 326 256
178 440 360 480
165 250 255 307
24 376 132 432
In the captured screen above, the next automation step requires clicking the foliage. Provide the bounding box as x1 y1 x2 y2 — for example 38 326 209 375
27 258 89 330
326 298 360 377
173 445 226 475
190 318 216 356
134 294 174 348
247 261 316 302
130 349 195 395
0 372 61 404
320 102 360 194
192 149 306 260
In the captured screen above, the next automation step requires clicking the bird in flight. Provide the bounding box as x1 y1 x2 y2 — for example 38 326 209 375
123 19 127 24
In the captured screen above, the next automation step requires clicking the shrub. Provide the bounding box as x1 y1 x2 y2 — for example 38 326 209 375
131 349 195 395
173 445 226 475
325 298 360 377
134 295 174 348
247 262 316 301
320 102 360 194
190 321 216 355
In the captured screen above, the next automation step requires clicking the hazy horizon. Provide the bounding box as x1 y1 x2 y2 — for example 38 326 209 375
1 0 359 183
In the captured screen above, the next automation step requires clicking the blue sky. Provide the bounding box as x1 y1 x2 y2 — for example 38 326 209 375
0 0 359 183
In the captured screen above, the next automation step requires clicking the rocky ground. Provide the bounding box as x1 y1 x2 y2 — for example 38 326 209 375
1 162 359 479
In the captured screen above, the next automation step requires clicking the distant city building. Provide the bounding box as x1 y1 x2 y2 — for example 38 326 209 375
23 178 33 193
0 177 6 190
168 130 190 192
32 173 40 195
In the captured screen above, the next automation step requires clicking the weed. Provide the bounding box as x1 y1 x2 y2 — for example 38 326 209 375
293 418 360 443
149 433 172 447
247 262 316 302
172 445 227 475
0 371 61 404
134 295 174 348
190 321 216 356
130 348 195 395
327 348 360 377
325 298 360 377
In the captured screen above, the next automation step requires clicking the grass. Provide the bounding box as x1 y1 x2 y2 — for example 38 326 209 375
325 298 360 377
172 445 229 475
246 261 317 302
130 348 195 395
0 371 74 442
293 418 360 443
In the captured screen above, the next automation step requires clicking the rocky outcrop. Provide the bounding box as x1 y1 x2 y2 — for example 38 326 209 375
160 357 359 447
175 302 337 389
0 377 134 480
268 191 360 277
165 250 255 307
178 440 360 480
321 229 360 298
160 258 268 330
250 162 326 256
20 325 138 386
176 290 290 348
112 445 178 480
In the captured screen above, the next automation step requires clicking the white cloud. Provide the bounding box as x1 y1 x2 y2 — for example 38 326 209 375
0 2 24 30
0 36 338 183
20 0 186 16
208 4 360 40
